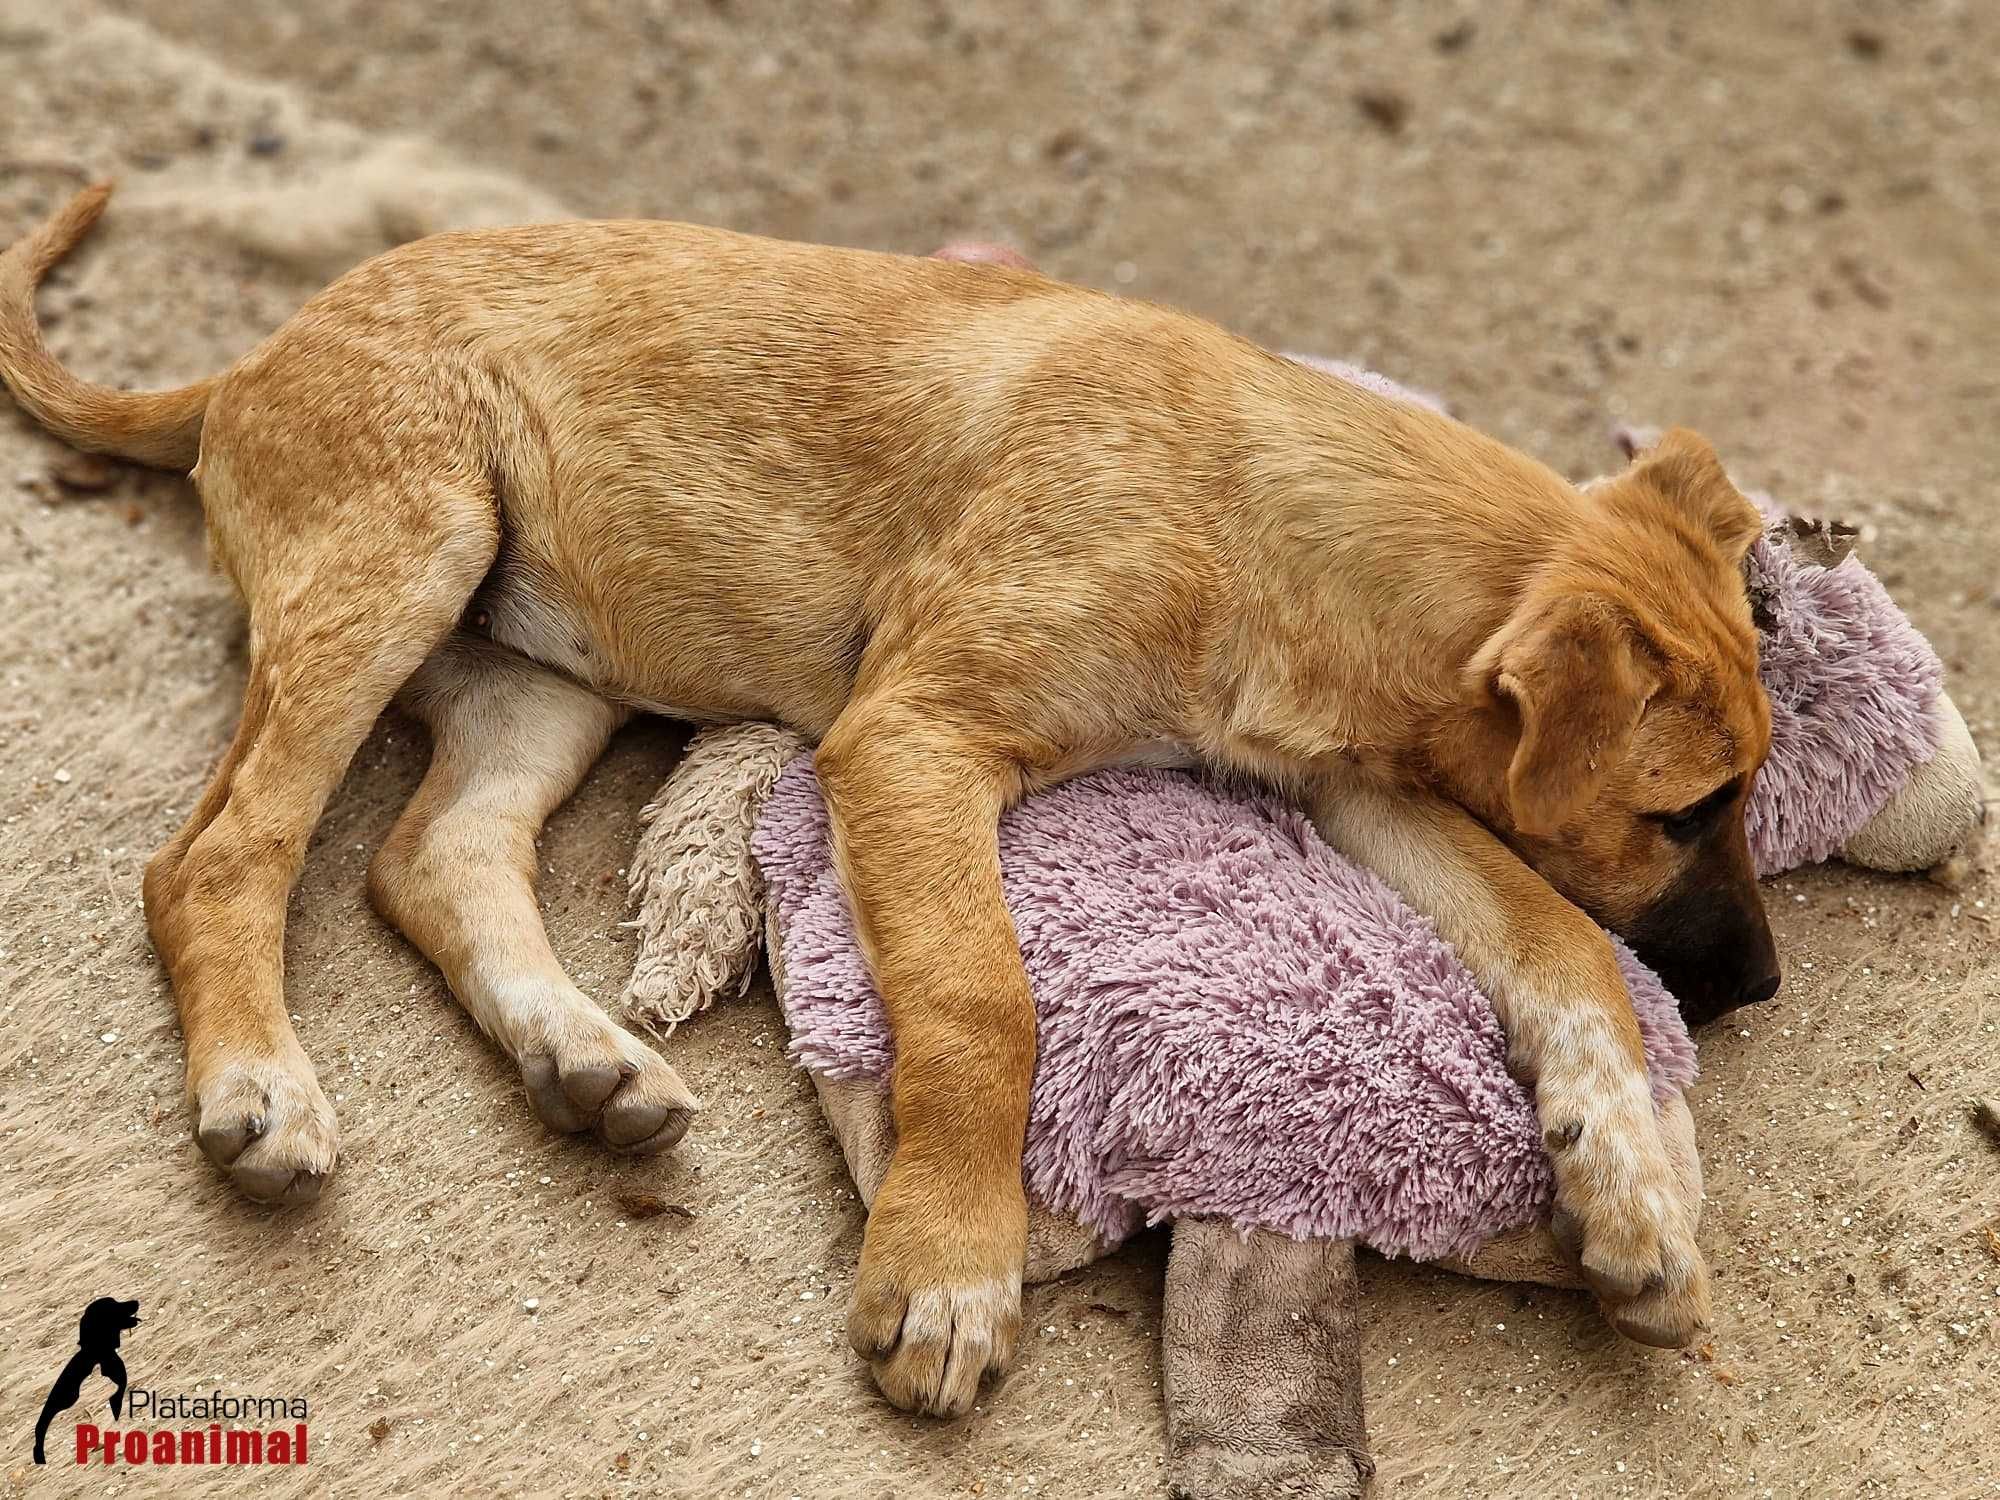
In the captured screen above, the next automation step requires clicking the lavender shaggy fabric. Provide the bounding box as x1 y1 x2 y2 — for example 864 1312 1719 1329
753 766 1696 1262
1739 526 1945 874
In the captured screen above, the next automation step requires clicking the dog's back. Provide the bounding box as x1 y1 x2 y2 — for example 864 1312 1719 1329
186 216 1341 740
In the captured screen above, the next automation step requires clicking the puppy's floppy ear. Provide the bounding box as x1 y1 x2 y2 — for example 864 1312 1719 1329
1631 427 1764 563
1471 592 1662 836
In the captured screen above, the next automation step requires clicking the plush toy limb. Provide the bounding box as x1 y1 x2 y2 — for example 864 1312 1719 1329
1840 692 1987 874
623 722 807 1033
1163 1221 1373 1500
775 912 1112 1281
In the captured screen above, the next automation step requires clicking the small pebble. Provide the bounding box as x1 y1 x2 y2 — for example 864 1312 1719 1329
1355 88 1413 134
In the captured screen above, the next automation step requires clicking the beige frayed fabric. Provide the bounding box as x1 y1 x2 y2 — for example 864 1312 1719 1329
621 722 807 1034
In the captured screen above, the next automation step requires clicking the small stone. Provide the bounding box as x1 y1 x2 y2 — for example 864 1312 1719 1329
52 768 72 784
368 1418 391 1443
1435 21 1475 53
247 131 286 157
523 1297 540 1312
1355 89 1412 134
1972 1099 2000 1153
100 1031 118 1044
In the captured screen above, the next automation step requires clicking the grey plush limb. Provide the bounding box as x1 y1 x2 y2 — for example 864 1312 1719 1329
1163 1220 1373 1499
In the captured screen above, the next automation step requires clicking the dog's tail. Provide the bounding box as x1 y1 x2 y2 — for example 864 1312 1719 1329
0 182 216 471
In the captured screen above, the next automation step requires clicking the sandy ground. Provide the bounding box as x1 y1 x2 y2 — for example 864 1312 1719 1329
2 2 1996 1495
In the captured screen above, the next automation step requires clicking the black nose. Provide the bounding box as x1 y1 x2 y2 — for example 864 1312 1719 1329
1739 970 1781 1007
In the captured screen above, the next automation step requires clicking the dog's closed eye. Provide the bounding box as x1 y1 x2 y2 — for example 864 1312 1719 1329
1653 778 1742 841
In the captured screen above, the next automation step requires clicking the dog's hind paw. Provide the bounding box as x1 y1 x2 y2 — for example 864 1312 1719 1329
191 1048 338 1205
517 1015 700 1155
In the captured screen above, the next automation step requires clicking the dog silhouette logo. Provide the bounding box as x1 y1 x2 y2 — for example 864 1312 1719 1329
33 1298 140 1465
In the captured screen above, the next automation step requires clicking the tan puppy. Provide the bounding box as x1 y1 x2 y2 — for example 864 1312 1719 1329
1 186 1778 1419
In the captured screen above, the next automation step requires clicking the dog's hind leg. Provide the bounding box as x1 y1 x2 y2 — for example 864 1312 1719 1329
369 638 701 1153
143 452 498 1204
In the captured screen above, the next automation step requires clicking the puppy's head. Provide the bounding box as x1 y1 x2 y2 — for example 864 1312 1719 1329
1460 429 1780 1026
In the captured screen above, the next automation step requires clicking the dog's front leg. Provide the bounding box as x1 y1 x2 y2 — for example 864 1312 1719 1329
814 701 1033 1418
1310 777 1710 1348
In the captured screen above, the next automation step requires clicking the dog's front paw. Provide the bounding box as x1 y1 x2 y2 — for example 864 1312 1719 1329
1544 1095 1711 1349
518 1013 700 1155
191 1047 338 1204
847 1158 1026 1417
